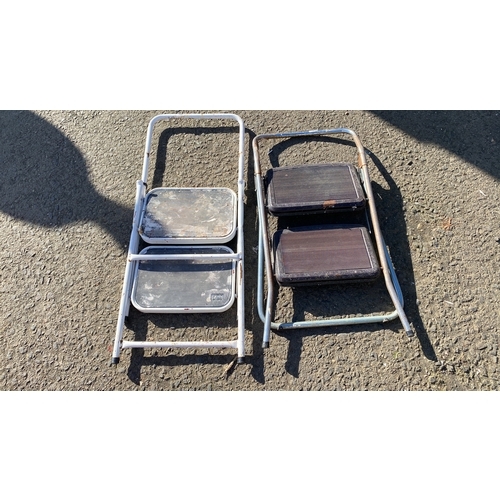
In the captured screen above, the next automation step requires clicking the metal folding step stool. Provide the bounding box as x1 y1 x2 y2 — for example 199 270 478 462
253 127 413 348
111 113 246 364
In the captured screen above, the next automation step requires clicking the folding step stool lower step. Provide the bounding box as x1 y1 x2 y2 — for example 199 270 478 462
131 246 236 313
273 224 381 286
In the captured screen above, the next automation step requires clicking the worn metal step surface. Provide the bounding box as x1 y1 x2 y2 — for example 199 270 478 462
131 246 236 313
266 163 366 216
273 224 380 286
140 187 237 244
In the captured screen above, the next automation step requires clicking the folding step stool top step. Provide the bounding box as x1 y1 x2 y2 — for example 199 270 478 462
266 163 365 216
140 187 237 244
273 224 380 286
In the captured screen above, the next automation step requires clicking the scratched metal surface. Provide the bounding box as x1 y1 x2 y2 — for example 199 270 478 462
132 246 234 311
141 188 236 242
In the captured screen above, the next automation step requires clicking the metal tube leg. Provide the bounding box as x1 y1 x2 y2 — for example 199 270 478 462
236 255 246 364
262 302 273 348
111 180 145 364
255 176 275 348
382 244 413 336
260 224 275 348
111 259 135 364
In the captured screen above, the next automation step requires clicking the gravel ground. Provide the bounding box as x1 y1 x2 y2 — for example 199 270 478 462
1 110 499 391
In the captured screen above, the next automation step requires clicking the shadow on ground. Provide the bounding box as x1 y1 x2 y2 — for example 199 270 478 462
0 111 132 248
371 111 500 180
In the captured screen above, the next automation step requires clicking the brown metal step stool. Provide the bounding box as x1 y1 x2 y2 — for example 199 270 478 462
253 127 413 348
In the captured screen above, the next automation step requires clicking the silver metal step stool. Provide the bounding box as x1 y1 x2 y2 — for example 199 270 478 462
111 114 246 365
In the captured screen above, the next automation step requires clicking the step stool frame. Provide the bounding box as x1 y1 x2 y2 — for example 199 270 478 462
253 127 413 348
111 113 246 365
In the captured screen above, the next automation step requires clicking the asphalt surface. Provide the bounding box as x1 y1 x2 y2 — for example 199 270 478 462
1 110 499 390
